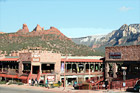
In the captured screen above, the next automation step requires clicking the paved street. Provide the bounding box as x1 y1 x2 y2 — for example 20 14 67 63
0 86 54 93
0 84 133 93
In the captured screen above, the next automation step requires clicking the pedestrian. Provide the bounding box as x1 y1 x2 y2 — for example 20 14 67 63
58 81 61 88
31 78 34 86
105 79 108 90
73 80 77 87
29 78 31 86
35 78 38 86
45 78 49 89
62 79 64 87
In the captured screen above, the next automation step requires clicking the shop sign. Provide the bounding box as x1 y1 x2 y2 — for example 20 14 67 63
109 52 121 59
32 58 40 62
48 76 55 82
78 64 84 67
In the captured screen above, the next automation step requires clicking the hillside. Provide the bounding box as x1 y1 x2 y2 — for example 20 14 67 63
0 24 104 56
72 24 140 52
72 24 140 47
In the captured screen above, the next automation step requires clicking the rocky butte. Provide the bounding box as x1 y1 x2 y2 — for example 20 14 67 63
33 24 44 32
0 24 96 56
17 24 29 34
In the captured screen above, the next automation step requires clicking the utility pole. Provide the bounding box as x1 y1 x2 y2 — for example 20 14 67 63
63 54 67 90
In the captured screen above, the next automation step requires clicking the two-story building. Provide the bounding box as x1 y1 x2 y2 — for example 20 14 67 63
0 51 103 84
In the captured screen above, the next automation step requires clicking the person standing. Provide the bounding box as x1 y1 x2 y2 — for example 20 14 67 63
29 78 31 86
105 79 108 90
73 80 77 87
45 78 49 89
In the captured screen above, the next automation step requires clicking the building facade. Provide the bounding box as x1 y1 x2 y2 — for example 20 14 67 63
105 45 140 81
0 51 103 84
61 56 103 86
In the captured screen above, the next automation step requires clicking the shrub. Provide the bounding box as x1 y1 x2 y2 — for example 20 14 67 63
0 81 6 84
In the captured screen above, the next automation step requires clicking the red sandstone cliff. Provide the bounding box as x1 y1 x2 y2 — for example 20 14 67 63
17 24 29 34
33 24 43 32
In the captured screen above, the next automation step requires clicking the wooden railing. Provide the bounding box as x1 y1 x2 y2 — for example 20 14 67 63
92 78 139 90
110 78 138 89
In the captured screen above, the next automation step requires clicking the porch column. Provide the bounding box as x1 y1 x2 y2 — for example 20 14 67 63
89 63 91 80
31 62 32 74
65 63 67 73
94 63 95 72
98 63 101 72
76 63 79 73
84 63 86 73
83 63 85 73
105 62 109 79
112 63 117 78
70 63 72 73
101 63 103 72
40 64 42 74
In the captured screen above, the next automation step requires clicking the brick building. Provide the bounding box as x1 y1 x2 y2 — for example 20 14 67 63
105 45 140 81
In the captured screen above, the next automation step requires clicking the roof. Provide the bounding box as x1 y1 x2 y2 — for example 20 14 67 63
61 58 102 62
61 56 103 62
61 56 102 59
0 58 19 62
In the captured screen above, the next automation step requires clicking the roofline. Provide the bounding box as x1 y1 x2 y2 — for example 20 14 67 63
105 45 140 49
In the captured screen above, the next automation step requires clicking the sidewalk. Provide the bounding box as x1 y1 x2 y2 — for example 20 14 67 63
0 84 126 93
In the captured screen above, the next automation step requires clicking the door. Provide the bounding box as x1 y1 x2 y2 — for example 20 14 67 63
32 66 39 74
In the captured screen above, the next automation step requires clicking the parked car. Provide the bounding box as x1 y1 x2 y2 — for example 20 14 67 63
134 80 140 92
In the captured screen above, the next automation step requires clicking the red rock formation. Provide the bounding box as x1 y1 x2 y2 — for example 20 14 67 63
17 24 29 34
33 24 42 31
23 24 29 32
42 27 44 31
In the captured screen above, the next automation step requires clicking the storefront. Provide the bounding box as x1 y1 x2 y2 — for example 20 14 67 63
105 45 140 81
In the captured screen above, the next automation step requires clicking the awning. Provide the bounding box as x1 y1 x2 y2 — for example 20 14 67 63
0 58 19 62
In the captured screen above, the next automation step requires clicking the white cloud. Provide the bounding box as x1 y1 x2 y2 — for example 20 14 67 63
119 6 132 11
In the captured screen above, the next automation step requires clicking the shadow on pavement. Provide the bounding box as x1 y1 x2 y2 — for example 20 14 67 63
126 88 138 93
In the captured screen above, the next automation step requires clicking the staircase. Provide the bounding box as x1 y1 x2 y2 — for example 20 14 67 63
91 77 104 86
30 74 38 80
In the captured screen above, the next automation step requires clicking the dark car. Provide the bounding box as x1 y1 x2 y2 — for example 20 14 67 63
134 80 140 92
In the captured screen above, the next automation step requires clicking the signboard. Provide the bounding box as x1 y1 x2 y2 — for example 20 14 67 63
32 58 40 62
78 64 84 67
109 52 121 59
48 76 55 82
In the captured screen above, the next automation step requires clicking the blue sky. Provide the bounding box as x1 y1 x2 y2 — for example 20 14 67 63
0 0 140 37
